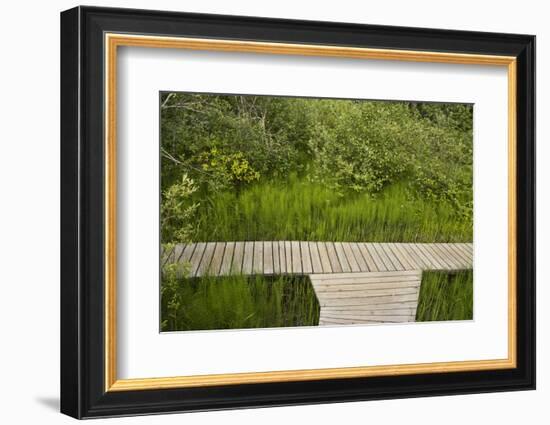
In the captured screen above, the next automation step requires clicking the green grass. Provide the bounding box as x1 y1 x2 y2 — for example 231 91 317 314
163 175 473 331
194 176 471 243
161 274 320 332
161 270 473 332
416 270 473 321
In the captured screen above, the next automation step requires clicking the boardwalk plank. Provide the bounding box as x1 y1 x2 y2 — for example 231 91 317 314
242 242 254 274
319 318 403 325
278 241 287 274
316 242 333 273
445 243 471 265
189 242 206 277
179 243 196 265
272 241 280 274
322 308 416 316
459 243 474 260
419 243 447 269
317 293 419 307
263 241 274 274
357 243 377 272
393 243 419 270
316 288 420 300
342 243 361 272
322 302 418 312
196 242 216 276
334 243 351 272
209 242 226 276
423 243 452 269
364 243 387 272
433 243 463 269
350 243 369 272
309 270 420 280
312 275 421 285
253 241 264 273
432 243 461 269
284 241 293 274
314 281 421 291
168 244 185 266
431 243 457 269
413 243 441 269
186 241 471 281
319 319 390 325
219 242 235 275
454 243 471 258
320 314 415 322
325 243 342 273
309 242 323 274
443 243 468 265
231 242 245 274
300 241 313 273
387 243 414 270
373 243 397 271
291 241 302 274
380 243 406 270
401 244 428 269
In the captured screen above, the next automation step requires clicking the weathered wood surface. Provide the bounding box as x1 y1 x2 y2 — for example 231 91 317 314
310 270 422 325
166 241 473 278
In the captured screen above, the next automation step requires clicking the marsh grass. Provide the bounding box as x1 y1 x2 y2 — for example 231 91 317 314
161 270 473 332
416 270 473 321
161 274 320 332
163 177 473 332
194 176 471 243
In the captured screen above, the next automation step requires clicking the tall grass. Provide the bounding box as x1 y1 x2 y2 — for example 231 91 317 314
194 175 471 243
161 274 320 332
416 270 473 321
161 270 473 331
164 175 473 331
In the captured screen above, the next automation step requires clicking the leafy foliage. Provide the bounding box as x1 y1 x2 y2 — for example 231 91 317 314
197 148 260 189
160 173 199 247
160 94 473 239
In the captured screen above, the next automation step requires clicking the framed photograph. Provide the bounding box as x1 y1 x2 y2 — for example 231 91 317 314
60 6 535 419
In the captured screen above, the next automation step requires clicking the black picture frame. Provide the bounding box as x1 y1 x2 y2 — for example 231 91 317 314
60 5 535 419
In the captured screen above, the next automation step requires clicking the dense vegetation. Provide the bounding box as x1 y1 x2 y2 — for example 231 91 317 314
161 269 319 331
160 93 474 331
160 268 472 331
160 93 473 246
416 271 473 321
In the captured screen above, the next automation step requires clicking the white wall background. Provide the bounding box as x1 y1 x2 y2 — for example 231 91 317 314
0 0 545 423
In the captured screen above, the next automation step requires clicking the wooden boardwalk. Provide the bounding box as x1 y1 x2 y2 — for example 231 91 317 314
311 271 422 325
164 241 473 276
164 241 472 326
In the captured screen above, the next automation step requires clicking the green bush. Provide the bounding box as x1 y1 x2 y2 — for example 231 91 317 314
160 93 473 244
160 173 199 247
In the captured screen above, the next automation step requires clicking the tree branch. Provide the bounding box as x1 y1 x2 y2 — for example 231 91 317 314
160 93 176 109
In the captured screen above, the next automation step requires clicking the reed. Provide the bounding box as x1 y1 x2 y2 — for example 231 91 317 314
194 176 472 243
161 274 320 332
416 270 473 321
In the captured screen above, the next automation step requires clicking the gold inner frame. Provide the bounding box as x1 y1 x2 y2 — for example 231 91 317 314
104 33 517 392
